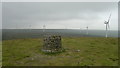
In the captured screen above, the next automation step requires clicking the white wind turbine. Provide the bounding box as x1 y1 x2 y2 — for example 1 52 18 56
80 28 82 33
104 14 111 38
86 26 88 35
43 25 46 32
29 25 31 30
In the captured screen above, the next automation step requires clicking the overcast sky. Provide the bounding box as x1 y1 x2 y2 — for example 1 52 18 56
2 2 118 30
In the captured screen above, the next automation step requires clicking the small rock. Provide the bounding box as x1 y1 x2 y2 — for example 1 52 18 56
76 50 80 52
31 58 34 60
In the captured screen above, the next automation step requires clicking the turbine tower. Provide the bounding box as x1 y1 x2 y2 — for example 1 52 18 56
86 26 88 35
43 25 46 32
104 14 111 38
80 28 82 33
29 25 31 30
16 24 18 29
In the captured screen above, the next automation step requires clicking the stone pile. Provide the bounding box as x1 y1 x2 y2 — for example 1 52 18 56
42 35 63 53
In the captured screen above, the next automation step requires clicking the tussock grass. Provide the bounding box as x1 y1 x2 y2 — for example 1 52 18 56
2 37 118 66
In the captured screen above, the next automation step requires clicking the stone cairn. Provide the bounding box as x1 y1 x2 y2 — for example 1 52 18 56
42 35 63 53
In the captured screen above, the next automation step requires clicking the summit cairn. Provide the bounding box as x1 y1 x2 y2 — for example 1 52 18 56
42 35 63 53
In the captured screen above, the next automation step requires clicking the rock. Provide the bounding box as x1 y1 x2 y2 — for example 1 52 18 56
42 35 63 53
31 58 34 60
76 50 80 52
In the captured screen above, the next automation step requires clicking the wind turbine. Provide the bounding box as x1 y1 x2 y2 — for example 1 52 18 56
80 28 82 33
86 26 88 35
29 25 31 30
16 24 18 29
104 14 111 38
43 25 46 32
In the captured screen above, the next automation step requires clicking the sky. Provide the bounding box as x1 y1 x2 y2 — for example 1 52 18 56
2 2 118 30
0 2 1 29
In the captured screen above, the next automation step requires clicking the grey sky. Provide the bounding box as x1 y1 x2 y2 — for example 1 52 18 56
2 0 119 2
2 2 118 30
0 2 1 29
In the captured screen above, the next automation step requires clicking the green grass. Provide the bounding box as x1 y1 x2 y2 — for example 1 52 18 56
2 37 118 66
0 41 2 66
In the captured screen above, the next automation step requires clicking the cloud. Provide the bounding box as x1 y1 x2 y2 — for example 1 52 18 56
0 2 2 29
2 2 118 30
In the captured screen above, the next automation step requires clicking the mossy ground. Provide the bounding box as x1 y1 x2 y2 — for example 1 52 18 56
2 37 118 66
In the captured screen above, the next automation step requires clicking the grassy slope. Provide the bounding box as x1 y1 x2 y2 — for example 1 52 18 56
2 37 118 66
0 41 2 66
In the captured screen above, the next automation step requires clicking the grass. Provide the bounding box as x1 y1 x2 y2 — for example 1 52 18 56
2 37 118 66
0 41 2 67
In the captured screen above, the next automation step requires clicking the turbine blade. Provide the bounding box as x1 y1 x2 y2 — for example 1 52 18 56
108 13 111 23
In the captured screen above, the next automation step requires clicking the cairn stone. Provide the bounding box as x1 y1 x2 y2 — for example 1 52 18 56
42 35 63 53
